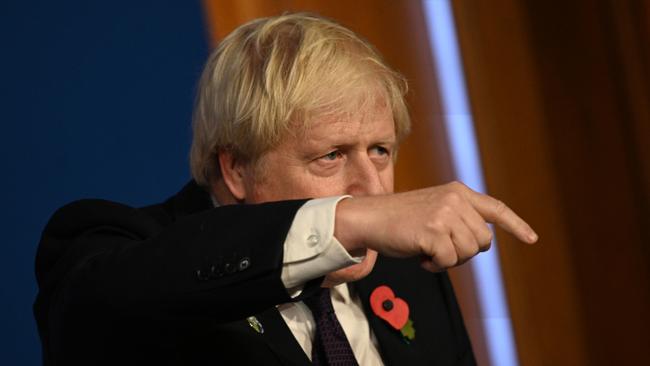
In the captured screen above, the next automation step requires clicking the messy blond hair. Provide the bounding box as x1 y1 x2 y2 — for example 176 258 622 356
190 13 411 188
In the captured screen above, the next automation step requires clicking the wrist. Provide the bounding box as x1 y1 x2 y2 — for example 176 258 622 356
334 197 366 257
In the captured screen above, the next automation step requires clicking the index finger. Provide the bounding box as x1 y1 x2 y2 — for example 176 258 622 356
466 191 538 244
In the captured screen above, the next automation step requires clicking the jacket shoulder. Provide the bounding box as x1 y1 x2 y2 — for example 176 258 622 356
36 199 163 286
44 199 161 239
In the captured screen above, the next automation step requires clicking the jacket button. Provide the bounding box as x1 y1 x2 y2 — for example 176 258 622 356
238 257 251 271
196 269 210 281
210 265 223 278
224 262 236 274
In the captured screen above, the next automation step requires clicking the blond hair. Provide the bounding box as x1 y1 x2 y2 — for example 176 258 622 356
190 13 410 188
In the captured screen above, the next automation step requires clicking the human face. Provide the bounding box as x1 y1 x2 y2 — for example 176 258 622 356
241 102 396 284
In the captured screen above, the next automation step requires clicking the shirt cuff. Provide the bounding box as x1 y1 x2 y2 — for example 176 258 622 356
280 196 363 292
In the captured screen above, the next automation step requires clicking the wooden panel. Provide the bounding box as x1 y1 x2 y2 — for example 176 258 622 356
451 1 588 364
520 1 650 364
453 0 650 364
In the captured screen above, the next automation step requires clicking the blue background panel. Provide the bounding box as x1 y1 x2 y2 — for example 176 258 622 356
0 1 209 363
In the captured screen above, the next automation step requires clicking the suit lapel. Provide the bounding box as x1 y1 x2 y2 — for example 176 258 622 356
355 282 421 366
354 257 428 366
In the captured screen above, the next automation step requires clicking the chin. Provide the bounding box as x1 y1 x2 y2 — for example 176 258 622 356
323 250 378 287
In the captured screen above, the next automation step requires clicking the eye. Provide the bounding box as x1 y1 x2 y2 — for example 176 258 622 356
320 150 343 161
370 145 391 157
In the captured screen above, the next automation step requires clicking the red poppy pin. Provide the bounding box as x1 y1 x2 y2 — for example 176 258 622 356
370 285 415 341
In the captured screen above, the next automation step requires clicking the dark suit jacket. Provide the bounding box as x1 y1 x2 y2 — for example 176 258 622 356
34 181 475 365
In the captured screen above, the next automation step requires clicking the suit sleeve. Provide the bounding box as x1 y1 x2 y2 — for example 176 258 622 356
34 198 307 327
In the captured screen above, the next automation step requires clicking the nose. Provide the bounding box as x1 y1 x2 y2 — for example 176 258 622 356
345 154 385 196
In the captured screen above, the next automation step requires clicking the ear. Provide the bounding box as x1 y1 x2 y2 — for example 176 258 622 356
218 149 248 201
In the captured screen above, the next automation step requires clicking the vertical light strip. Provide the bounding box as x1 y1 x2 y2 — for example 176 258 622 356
422 1 519 365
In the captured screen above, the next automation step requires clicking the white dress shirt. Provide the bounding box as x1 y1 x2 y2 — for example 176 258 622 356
279 197 384 365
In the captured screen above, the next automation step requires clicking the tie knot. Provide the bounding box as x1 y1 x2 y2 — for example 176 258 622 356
304 287 334 317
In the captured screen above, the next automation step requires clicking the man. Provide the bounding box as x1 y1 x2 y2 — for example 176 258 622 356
35 13 536 365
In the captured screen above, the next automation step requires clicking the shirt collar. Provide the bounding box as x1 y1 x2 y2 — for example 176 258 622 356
331 283 353 305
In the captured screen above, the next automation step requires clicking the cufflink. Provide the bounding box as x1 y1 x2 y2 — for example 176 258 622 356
307 233 320 247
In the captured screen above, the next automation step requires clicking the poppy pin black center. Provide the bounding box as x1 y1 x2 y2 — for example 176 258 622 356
382 299 394 311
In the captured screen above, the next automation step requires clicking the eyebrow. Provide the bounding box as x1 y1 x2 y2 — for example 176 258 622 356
323 138 397 154
372 136 397 145
314 130 395 145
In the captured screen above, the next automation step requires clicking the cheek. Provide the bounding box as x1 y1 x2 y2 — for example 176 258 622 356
290 171 350 198
247 175 292 203
249 171 337 202
381 165 395 193
246 154 364 201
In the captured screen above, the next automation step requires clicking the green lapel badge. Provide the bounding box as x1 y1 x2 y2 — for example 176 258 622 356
246 316 264 334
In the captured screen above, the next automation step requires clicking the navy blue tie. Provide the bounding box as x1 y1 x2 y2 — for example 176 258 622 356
304 288 359 366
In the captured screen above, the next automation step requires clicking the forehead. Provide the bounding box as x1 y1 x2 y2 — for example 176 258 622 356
297 101 395 146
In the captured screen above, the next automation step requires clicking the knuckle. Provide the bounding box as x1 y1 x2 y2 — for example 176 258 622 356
444 252 459 268
494 199 508 217
470 242 481 256
422 260 443 273
434 245 458 269
462 240 480 259
447 180 465 190
438 204 455 218
443 191 462 206
481 228 494 244
427 219 447 233
479 240 492 252
415 233 438 258
413 234 429 255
